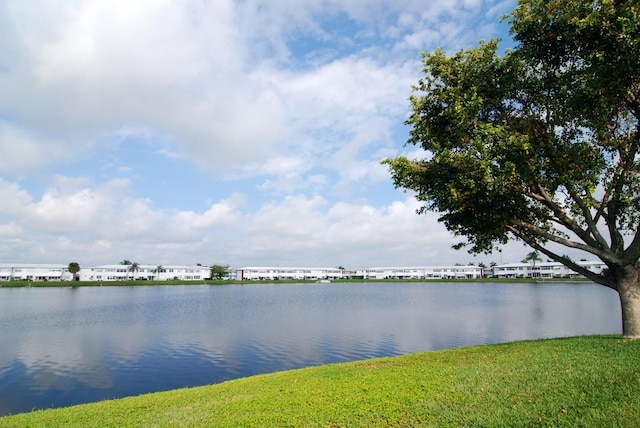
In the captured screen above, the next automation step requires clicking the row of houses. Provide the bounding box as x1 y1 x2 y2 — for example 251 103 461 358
0 264 490 282
491 261 606 279
0 264 74 282
236 265 485 281
361 266 484 280
237 267 345 281
80 265 212 281
359 261 606 280
233 266 482 281
0 264 212 282
0 260 607 282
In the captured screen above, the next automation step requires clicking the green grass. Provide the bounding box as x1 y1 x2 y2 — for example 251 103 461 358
1 336 638 427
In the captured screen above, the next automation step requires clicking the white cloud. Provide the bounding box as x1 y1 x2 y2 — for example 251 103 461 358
243 194 459 266
0 0 539 269
0 122 73 175
2 0 495 177
0 173 582 268
1 0 282 172
0 222 21 237
27 188 101 233
170 194 244 235
0 179 31 213
0 177 475 266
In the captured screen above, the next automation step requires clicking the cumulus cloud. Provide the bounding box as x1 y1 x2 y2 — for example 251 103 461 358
243 194 459 266
0 222 21 238
0 0 532 268
0 0 510 176
0 178 244 260
0 176 478 266
1 0 282 173
0 122 74 175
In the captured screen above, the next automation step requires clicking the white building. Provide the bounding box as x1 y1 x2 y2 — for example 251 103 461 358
237 266 485 281
492 261 606 279
79 264 212 281
237 267 345 281
1 261 607 283
0 263 75 281
362 266 484 280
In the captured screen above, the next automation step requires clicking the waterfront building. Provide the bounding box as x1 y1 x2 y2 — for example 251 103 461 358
0 260 607 283
79 264 212 281
491 261 606 279
0 263 74 281
362 266 484 280
237 267 344 281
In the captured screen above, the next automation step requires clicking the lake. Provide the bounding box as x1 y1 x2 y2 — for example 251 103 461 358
0 281 621 416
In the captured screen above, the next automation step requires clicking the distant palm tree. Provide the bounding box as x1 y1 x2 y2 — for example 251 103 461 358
67 262 80 281
120 260 132 266
524 251 542 278
128 262 140 280
153 265 165 280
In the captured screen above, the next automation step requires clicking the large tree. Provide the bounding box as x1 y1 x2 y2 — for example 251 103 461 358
210 265 230 280
384 0 640 337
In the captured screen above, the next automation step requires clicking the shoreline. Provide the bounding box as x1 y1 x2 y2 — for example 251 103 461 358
0 277 595 288
1 335 637 426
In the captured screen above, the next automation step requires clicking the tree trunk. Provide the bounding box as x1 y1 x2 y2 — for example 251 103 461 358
617 266 640 339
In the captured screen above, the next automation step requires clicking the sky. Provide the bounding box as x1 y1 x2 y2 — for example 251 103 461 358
0 0 579 270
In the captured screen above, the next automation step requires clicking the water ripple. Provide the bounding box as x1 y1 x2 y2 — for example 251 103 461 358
0 282 621 416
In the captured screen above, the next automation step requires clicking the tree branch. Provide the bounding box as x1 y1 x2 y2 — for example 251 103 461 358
511 229 617 290
593 175 614 225
506 218 623 265
526 185 602 249
563 182 610 250
624 228 640 264
606 156 631 254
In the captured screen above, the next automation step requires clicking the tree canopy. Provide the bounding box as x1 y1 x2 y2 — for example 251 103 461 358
523 251 542 266
67 262 80 280
128 262 140 280
384 0 640 337
210 265 230 280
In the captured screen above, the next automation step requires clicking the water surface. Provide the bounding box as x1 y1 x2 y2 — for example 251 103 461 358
0 281 621 415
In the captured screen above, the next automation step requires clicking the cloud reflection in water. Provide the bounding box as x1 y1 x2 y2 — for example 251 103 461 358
0 282 620 415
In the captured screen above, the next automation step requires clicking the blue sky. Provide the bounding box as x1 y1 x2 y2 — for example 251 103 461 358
0 0 565 269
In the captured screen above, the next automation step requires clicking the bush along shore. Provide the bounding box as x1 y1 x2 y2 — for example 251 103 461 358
1 335 638 427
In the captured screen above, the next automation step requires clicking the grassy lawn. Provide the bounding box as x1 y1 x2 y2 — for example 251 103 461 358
1 335 638 427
